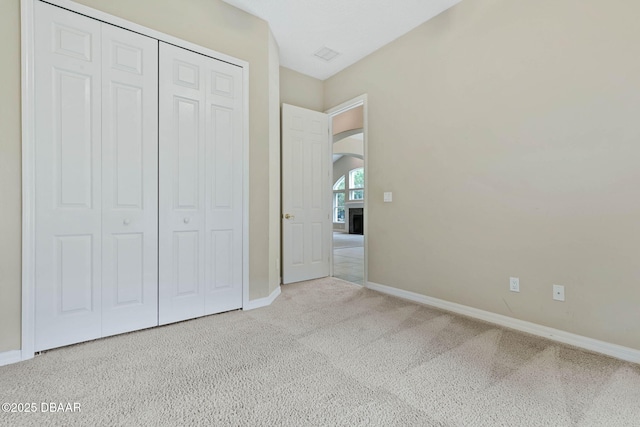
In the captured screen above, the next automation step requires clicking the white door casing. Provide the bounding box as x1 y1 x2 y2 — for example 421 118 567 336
158 42 243 325
100 24 159 337
282 104 331 284
34 2 103 351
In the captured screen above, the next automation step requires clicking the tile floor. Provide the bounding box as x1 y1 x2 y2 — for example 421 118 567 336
333 232 364 285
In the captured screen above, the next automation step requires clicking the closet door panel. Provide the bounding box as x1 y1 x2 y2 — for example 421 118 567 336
34 1 103 351
101 24 159 336
204 64 244 314
158 43 207 325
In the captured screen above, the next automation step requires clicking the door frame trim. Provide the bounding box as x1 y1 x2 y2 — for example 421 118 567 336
325 94 368 285
21 0 250 362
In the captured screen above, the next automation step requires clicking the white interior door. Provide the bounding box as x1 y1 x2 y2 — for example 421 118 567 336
100 24 159 337
34 2 103 351
158 42 243 325
282 104 330 284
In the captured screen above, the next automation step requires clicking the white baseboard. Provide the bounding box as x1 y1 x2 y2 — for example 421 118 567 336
243 285 281 311
2 286 282 367
367 281 640 364
0 350 22 367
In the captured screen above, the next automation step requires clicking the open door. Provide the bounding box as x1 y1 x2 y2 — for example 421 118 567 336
282 104 330 284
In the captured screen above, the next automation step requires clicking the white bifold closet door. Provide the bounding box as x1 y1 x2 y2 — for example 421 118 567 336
100 24 159 338
33 1 158 351
158 43 244 325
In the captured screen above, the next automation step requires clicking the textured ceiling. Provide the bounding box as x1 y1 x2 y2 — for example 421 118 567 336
222 0 462 80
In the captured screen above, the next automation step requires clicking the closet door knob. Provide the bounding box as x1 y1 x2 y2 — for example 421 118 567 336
184 217 190 224
123 219 131 225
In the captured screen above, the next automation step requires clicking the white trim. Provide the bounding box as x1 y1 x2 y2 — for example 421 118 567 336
326 95 368 284
242 286 281 311
242 65 251 311
21 0 36 363
0 350 23 367
21 0 250 362
366 281 640 364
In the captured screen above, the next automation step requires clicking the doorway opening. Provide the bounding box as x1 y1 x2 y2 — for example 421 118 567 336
326 96 367 286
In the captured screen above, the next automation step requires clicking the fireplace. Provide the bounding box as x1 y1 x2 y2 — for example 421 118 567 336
349 208 363 235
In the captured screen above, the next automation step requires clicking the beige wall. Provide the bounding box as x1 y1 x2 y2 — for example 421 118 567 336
279 67 324 112
268 30 281 292
0 0 22 352
0 0 279 352
333 136 364 159
324 0 640 350
332 106 364 136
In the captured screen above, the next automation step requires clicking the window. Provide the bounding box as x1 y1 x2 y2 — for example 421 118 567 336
334 192 345 222
350 189 364 200
349 168 364 189
333 176 346 222
333 167 364 223
349 168 364 201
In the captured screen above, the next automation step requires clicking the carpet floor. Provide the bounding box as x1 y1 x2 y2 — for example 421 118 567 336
1 278 639 426
333 232 364 249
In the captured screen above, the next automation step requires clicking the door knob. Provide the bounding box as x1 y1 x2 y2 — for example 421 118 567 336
123 219 131 225
284 214 295 219
184 217 190 224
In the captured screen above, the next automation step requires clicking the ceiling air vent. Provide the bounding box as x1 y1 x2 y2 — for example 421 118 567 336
314 46 340 62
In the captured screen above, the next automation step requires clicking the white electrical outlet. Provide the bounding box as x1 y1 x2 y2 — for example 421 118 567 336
553 284 565 301
384 192 393 203
509 277 520 292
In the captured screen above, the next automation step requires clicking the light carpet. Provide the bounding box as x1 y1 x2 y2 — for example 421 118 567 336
333 232 364 249
1 278 639 426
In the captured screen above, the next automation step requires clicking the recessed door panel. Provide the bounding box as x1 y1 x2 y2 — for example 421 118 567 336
57 235 94 314
112 84 143 208
174 231 200 296
212 71 233 98
209 230 232 291
310 119 323 135
175 97 200 209
310 141 323 210
55 70 93 208
111 42 143 75
311 223 323 263
291 224 304 266
211 107 233 209
113 233 144 305
292 115 304 131
291 136 305 210
175 61 200 89
53 23 92 61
